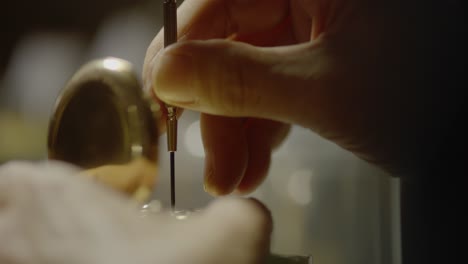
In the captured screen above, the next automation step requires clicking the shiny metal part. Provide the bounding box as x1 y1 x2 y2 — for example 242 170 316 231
164 0 178 48
47 57 159 203
163 0 178 153
163 0 178 210
166 107 178 151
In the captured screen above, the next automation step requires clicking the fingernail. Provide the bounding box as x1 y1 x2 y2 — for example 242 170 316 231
203 182 218 196
204 180 233 197
203 159 218 196
153 50 196 104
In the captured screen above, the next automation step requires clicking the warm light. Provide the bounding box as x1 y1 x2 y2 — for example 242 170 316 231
146 200 162 212
131 145 143 156
103 58 123 71
175 214 188 220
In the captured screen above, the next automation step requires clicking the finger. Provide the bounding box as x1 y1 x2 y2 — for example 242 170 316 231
144 0 289 76
237 119 290 194
200 114 248 195
204 197 272 236
143 0 290 111
290 0 312 42
152 39 331 129
148 87 184 135
201 116 289 196
161 197 272 264
201 197 272 262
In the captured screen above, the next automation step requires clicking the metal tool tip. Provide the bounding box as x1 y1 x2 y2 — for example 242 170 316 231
170 152 175 210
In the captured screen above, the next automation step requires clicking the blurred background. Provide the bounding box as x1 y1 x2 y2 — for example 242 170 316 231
0 1 401 263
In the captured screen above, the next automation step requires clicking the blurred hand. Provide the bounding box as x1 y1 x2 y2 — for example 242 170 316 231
144 0 455 194
0 162 271 264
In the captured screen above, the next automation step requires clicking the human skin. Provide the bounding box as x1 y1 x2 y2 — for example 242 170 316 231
143 0 462 195
0 161 272 264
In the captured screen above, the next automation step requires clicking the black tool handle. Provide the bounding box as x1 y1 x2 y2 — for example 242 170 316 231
164 0 177 48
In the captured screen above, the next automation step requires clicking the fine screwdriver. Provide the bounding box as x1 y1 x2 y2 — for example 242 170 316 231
163 0 178 210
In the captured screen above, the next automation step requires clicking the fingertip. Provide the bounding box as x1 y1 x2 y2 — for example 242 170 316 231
205 197 273 238
235 177 265 195
235 184 259 196
238 137 273 194
152 48 197 105
206 197 271 224
236 152 271 195
201 115 249 197
246 197 273 232
202 153 242 196
146 63 186 137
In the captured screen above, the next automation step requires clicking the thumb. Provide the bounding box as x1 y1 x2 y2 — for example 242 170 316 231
151 39 333 127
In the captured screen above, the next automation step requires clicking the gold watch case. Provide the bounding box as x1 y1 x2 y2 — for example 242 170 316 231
47 57 160 202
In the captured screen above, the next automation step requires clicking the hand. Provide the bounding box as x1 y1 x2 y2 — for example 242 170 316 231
0 162 272 264
144 0 460 192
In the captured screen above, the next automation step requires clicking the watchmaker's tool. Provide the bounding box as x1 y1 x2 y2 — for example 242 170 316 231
163 0 178 210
